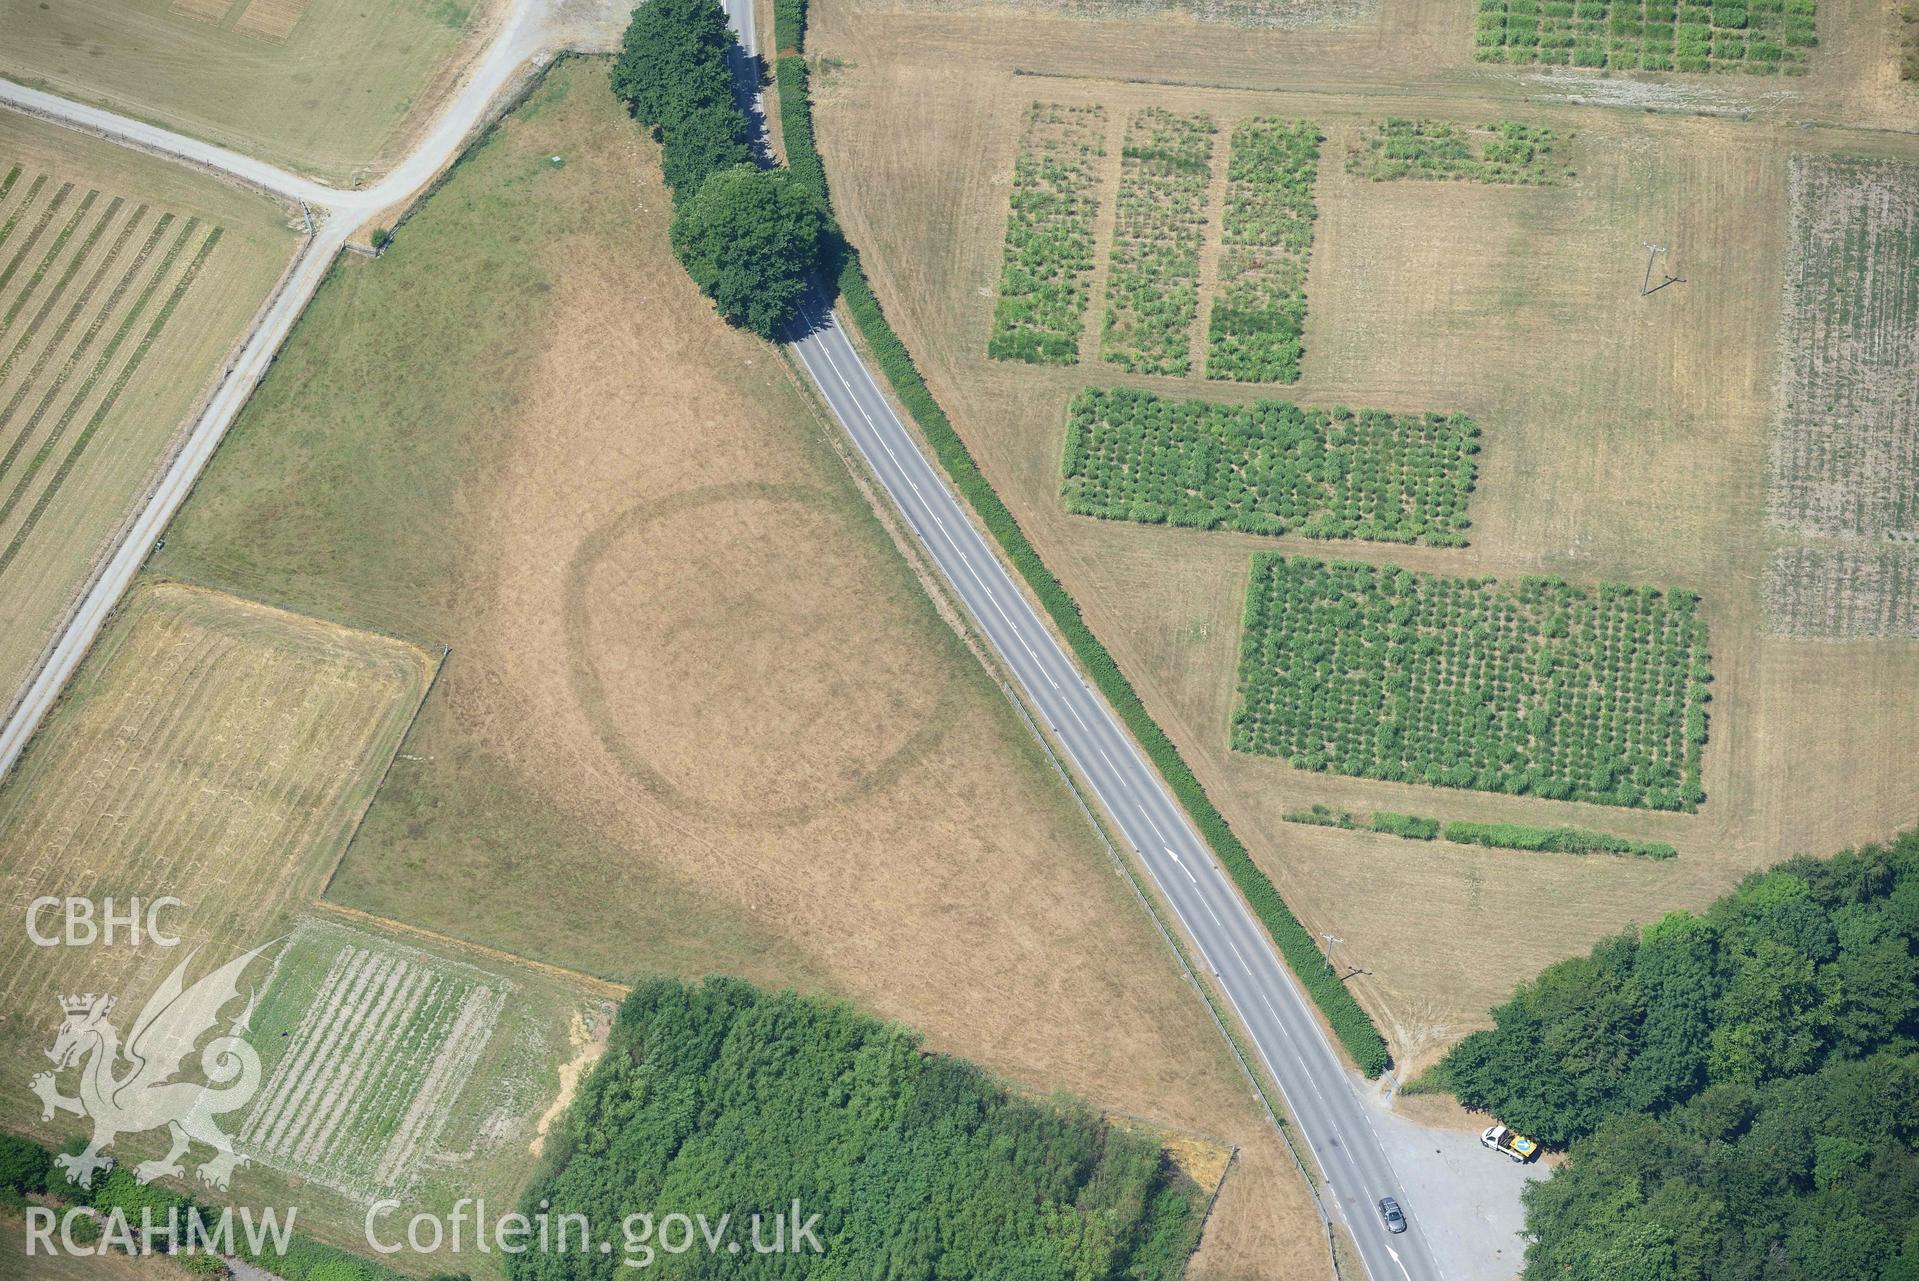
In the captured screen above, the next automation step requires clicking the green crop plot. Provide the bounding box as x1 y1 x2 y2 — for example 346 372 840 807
1102 108 1216 377
1346 119 1569 184
988 103 1106 365
1205 118 1321 384
1061 386 1477 545
1472 0 1816 73
1234 557 1712 810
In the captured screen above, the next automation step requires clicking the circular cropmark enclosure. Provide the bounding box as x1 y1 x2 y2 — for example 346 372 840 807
564 483 955 824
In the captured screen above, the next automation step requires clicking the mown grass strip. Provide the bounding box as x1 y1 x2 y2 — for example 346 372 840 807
0 174 48 257
0 215 195 524
772 48 1390 1075
0 226 220 576
0 206 157 447
0 181 73 298
0 197 123 389
0 191 106 351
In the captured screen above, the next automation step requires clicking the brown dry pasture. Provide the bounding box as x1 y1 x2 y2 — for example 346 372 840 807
0 0 499 184
0 581 431 1117
804 0 1919 1068
147 61 1331 1279
0 112 297 723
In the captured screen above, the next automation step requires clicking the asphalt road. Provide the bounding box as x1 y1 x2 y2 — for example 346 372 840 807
5 6 1452 1276
714 0 1443 1275
785 301 1442 1281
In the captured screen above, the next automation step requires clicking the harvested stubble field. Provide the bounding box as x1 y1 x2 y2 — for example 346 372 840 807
988 102 1106 364
147 60 1324 1280
1769 154 1919 542
1764 546 1919 638
1345 119 1569 184
1103 107 1216 376
804 0 1919 1069
1235 558 1712 811
1206 117 1321 383
1061 385 1477 544
0 0 495 183
0 582 430 1116
0 115 295 717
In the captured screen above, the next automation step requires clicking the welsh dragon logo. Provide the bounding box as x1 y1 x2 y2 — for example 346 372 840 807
30 944 272 1192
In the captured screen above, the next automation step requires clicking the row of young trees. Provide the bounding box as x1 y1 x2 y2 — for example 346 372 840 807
1441 830 1919 1280
610 0 827 338
510 978 1207 1281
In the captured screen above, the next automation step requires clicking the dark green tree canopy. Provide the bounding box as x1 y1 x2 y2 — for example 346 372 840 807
611 0 738 128
1442 830 1919 1281
670 165 826 339
510 978 1206 1281
658 102 754 201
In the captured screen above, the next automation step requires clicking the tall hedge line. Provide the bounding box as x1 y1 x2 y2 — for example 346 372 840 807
770 47 1389 1076
774 0 807 53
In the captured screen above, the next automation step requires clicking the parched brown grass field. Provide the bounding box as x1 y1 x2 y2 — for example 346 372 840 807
804 0 1919 1072
0 113 296 723
0 0 501 184
142 61 1330 1279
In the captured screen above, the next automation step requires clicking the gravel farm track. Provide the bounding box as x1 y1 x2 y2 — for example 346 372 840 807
0 3 1533 1279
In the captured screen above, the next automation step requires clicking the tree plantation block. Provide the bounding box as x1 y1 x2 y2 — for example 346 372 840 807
1233 557 1712 810
1205 117 1321 383
1061 386 1477 545
1102 108 1215 376
988 103 1106 365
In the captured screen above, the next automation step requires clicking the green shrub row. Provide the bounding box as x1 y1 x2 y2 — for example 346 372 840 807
771 52 1389 1076
1472 0 1815 70
1441 820 1678 858
1281 805 1438 840
1371 811 1441 840
774 0 806 52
